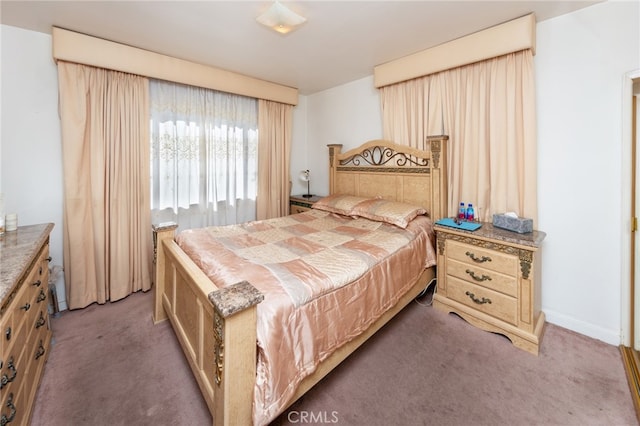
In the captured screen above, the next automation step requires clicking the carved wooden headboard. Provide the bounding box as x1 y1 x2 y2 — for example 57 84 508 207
327 135 448 221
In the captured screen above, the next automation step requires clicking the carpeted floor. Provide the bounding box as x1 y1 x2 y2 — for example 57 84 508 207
31 289 638 426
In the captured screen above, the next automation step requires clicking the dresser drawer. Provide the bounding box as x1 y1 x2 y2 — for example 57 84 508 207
4 291 31 363
0 353 22 405
447 239 518 277
1 378 28 426
23 245 49 304
446 276 517 325
0 318 24 399
0 387 22 426
446 258 517 297
21 325 50 416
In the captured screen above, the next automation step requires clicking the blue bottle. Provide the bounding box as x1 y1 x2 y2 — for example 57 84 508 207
466 203 475 221
458 202 466 219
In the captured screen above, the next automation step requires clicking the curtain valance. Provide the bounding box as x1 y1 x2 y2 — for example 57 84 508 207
374 13 535 88
52 27 298 106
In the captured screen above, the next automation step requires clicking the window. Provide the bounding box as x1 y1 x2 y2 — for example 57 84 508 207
150 80 258 229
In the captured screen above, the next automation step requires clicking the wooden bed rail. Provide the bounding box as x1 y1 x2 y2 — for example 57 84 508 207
152 223 264 425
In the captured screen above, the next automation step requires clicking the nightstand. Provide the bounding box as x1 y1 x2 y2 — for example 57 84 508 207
289 195 324 214
433 222 546 355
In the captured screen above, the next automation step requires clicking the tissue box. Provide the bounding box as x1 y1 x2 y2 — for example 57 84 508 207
492 213 533 234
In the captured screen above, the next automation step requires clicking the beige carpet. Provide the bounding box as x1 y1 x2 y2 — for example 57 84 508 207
31 290 638 425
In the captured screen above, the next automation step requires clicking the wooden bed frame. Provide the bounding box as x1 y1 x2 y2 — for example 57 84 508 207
152 135 449 425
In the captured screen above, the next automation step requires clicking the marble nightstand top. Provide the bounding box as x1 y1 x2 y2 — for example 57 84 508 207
435 221 545 248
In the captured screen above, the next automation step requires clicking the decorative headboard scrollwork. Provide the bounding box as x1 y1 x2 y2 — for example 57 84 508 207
339 146 429 168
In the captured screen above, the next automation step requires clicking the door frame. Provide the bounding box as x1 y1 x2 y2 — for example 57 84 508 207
621 69 640 347
621 68 640 422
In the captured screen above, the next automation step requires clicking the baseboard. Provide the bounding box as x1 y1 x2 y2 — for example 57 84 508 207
544 308 621 346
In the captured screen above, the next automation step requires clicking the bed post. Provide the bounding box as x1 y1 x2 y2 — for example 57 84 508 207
327 144 343 195
152 222 178 324
427 135 449 221
209 282 264 426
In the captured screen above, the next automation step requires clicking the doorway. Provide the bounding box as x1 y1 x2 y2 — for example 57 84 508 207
621 72 640 421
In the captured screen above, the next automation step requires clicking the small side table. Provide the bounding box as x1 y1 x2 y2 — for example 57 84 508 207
289 195 324 214
433 221 546 355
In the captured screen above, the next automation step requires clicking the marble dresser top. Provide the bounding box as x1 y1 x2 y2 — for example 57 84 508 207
0 223 54 310
434 221 546 248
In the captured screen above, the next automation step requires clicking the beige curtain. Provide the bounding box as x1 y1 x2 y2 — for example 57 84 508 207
380 73 443 149
256 99 293 219
57 61 152 309
380 50 537 223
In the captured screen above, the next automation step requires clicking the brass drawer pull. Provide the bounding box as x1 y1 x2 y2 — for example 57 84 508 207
35 313 46 329
37 289 47 303
19 303 30 312
465 291 492 305
0 358 17 389
465 269 492 282
1 393 16 425
32 280 42 287
35 341 45 360
465 251 491 263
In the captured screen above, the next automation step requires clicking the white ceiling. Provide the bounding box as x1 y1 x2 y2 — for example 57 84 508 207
1 1 599 95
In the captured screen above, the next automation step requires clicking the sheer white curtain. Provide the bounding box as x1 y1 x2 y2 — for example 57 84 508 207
150 80 258 229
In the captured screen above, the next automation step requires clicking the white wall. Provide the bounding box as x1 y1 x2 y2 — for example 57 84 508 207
296 0 640 345
1 25 67 310
305 75 383 198
535 1 639 344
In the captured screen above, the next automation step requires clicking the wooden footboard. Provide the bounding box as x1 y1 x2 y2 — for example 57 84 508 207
152 223 263 426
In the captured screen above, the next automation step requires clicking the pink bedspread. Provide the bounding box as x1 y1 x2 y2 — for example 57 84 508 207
176 209 436 425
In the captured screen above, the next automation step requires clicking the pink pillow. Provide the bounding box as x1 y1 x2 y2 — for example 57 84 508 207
349 198 428 228
312 194 371 216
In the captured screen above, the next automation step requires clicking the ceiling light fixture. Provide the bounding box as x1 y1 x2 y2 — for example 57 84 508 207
256 1 306 35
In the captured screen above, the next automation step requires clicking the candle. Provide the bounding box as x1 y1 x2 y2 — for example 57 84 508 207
5 213 17 232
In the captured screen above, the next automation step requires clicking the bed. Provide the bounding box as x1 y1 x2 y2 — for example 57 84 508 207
152 135 449 425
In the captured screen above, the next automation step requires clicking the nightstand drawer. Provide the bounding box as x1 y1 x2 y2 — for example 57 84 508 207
447 276 517 325
290 195 324 216
446 258 517 297
447 240 518 277
290 205 310 214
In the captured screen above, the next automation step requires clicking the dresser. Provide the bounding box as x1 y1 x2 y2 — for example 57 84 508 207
433 222 546 355
0 223 54 424
289 195 323 214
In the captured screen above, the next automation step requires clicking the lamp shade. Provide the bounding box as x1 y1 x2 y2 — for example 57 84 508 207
257 1 307 34
299 170 312 197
